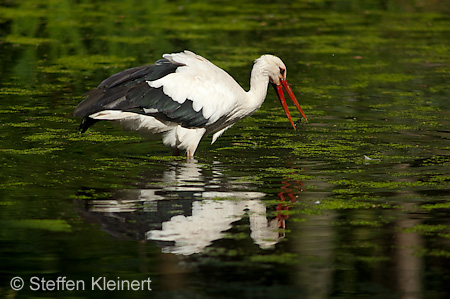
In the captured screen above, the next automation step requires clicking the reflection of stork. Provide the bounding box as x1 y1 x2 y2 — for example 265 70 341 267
277 177 304 236
74 51 307 158
147 197 281 255
77 161 299 255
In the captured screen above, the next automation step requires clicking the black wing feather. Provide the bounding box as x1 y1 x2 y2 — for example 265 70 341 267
74 58 209 132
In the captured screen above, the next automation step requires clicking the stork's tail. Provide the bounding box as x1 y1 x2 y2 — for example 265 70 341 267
78 116 99 133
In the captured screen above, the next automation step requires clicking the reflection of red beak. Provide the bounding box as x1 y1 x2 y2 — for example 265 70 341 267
273 79 308 130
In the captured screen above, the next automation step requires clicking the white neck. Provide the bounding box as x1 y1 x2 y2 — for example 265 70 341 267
245 59 270 112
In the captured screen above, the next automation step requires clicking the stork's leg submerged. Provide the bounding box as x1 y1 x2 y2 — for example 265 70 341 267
187 151 193 160
172 146 194 160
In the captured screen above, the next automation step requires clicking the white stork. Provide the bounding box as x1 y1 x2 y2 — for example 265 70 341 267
74 50 307 159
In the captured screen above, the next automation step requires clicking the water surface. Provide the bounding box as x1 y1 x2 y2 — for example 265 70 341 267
1 0 449 298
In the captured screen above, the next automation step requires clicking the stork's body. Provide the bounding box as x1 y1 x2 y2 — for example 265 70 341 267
74 50 307 158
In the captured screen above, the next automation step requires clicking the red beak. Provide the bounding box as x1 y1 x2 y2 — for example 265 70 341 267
274 79 308 130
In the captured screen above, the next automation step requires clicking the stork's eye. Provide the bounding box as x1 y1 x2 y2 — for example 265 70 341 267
279 68 285 75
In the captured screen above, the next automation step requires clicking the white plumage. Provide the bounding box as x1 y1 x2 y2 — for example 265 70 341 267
74 50 307 159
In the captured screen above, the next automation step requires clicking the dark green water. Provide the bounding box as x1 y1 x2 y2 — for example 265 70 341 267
1 0 450 298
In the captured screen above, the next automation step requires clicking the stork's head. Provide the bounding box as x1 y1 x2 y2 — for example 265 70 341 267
257 55 308 129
